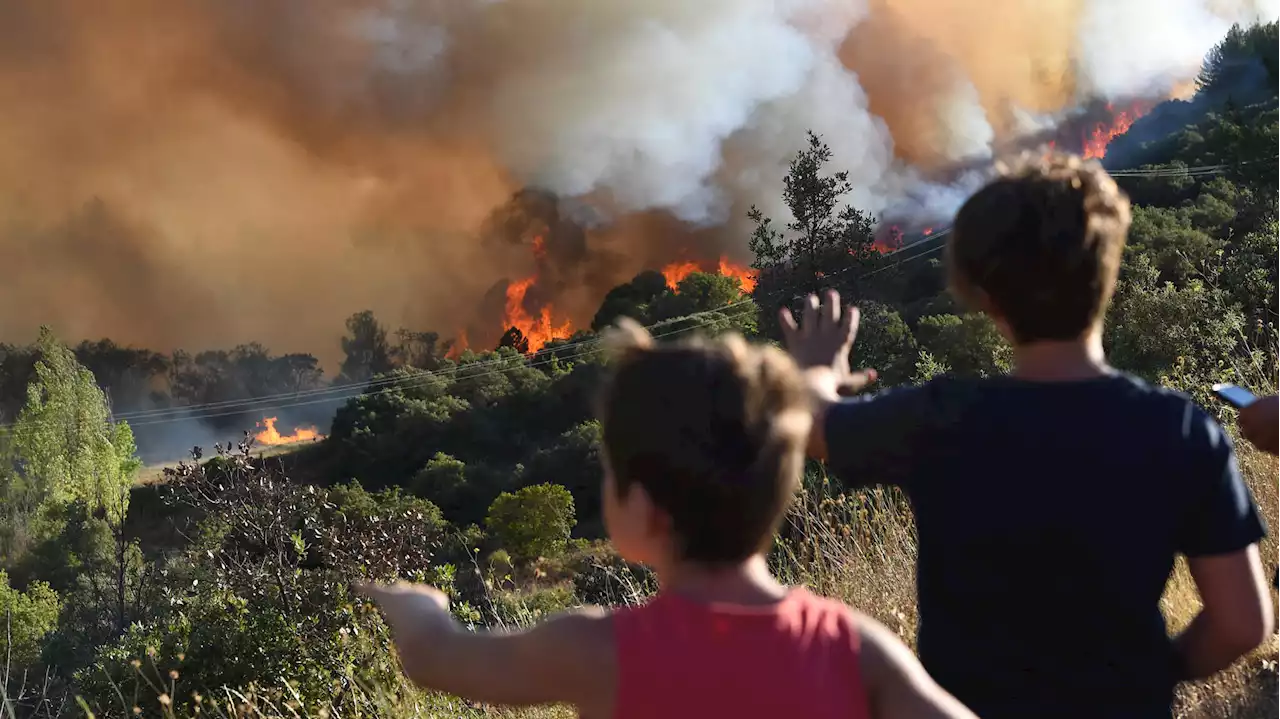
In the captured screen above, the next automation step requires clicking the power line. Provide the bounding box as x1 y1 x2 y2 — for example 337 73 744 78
0 230 951 434
71 226 954 426
0 159 1247 433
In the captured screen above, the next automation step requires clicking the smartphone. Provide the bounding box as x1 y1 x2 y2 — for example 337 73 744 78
1212 383 1258 408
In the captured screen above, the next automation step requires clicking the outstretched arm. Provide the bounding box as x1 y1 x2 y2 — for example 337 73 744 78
777 289 877 461
858 617 978 719
359 582 615 710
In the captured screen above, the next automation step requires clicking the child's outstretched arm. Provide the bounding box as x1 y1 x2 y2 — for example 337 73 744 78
358 582 614 712
858 616 978 719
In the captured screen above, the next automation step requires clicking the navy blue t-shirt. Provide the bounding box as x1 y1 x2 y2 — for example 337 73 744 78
824 373 1267 719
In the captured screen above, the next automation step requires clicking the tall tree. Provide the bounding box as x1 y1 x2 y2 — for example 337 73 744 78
338 310 393 384
747 131 878 315
7 327 139 533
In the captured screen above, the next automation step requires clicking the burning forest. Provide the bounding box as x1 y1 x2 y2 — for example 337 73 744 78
0 0 1271 371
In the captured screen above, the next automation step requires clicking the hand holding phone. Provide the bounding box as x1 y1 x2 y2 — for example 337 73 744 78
1212 383 1257 409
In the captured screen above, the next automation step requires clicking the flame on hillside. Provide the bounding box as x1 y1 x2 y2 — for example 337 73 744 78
1082 102 1151 159
503 276 573 354
718 259 758 293
661 257 757 293
661 261 701 289
254 417 323 446
446 330 468 360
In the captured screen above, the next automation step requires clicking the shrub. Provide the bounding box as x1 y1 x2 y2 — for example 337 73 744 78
0 570 60 667
486 484 576 563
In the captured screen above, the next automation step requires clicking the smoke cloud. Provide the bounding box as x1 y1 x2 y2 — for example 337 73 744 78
0 0 1272 366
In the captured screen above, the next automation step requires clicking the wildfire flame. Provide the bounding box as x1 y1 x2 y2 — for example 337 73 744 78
661 260 702 289
873 225 904 253
254 416 323 446
503 276 573 354
446 330 468 360
718 258 758 293
661 257 757 293
1082 103 1148 160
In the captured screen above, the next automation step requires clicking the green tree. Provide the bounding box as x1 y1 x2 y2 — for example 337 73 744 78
339 310 394 384
852 302 918 386
486 484 577 562
747 132 878 336
912 350 951 385
649 272 759 337
411 452 469 520
0 570 60 667
5 328 140 549
1107 255 1245 403
521 421 605 535
915 314 1012 378
591 270 670 330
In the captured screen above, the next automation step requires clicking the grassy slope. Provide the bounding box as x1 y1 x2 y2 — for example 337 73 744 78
126 441 1273 719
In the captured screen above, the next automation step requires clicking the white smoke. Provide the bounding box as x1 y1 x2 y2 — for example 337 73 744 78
1 0 1275 360
353 0 1273 230
1074 0 1270 100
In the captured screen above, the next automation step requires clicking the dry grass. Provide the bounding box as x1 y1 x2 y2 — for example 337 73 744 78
1168 444 1279 719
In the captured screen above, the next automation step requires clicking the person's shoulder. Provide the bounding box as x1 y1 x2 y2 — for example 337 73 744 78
1103 374 1235 460
788 589 875 642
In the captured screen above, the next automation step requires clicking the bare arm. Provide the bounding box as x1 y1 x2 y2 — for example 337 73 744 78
776 290 878 462
1175 545 1273 679
801 366 844 460
361 583 615 710
858 616 978 719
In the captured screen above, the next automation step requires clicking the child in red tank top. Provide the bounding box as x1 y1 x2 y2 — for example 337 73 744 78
362 320 976 719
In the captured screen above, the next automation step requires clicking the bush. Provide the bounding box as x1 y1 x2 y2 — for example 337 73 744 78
485 484 576 563
75 444 451 715
0 570 60 667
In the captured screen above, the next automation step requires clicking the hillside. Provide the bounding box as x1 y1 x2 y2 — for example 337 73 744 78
0 22 1276 719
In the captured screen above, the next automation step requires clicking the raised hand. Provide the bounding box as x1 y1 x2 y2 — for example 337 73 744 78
778 289 877 395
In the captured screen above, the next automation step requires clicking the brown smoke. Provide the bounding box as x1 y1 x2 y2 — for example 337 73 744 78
0 0 1259 367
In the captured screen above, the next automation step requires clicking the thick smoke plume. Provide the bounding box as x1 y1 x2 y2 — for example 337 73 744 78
0 0 1272 366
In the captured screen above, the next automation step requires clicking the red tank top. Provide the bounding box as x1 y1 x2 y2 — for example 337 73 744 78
612 587 871 719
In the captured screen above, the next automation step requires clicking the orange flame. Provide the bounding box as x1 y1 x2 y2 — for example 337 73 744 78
254 416 323 446
1082 103 1148 160
531 235 547 260
661 257 757 293
446 330 468 360
504 276 573 354
921 227 934 236
717 257 757 293
661 260 701 289
873 225 904 253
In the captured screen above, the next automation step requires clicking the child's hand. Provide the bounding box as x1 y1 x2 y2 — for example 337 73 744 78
358 581 454 640
779 289 877 395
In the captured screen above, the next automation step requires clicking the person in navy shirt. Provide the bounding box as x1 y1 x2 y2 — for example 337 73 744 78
782 152 1273 719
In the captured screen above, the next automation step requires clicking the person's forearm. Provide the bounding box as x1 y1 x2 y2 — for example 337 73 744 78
802 367 844 460
397 619 472 692
398 623 555 706
1173 611 1263 680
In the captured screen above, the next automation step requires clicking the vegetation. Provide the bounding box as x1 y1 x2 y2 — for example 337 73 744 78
0 21 1274 719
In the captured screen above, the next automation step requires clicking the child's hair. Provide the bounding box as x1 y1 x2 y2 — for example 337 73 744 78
596 320 812 565
947 151 1132 343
